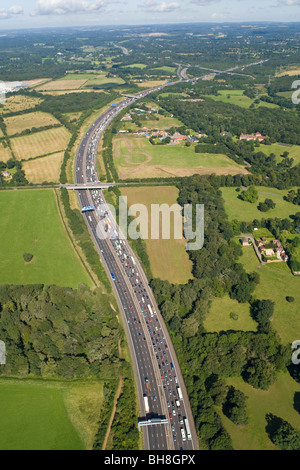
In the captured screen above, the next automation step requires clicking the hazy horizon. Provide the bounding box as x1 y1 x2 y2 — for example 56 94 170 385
1 0 300 30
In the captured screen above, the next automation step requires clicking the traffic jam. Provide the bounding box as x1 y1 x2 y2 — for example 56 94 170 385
109 236 192 445
78 87 193 448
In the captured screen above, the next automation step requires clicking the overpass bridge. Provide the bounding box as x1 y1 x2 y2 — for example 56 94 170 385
61 183 116 190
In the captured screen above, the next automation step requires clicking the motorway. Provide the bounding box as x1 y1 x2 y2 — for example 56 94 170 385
74 86 199 450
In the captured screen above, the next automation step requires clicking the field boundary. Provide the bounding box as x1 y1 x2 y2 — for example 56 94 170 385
54 188 98 289
102 340 123 450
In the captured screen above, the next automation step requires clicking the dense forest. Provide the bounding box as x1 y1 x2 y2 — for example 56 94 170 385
0 284 121 379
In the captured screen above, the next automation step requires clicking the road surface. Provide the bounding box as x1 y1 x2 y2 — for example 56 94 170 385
74 92 199 450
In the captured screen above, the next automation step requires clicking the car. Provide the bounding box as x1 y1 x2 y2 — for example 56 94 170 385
164 372 167 377
172 409 176 416
169 389 172 395
165 344 168 349
171 424 175 432
168 370 171 376
173 434 176 442
167 401 170 407
153 396 156 401
169 413 172 420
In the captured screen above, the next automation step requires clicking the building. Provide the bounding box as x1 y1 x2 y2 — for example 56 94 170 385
239 132 266 142
255 237 288 263
1 171 11 178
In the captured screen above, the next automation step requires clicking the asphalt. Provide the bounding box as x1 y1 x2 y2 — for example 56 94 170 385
74 89 198 450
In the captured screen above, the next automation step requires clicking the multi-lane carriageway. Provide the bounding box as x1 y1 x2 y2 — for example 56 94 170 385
74 88 198 451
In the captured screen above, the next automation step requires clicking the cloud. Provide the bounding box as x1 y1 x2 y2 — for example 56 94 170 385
273 0 300 4
143 1 181 12
191 0 220 5
33 0 117 15
0 5 23 20
280 0 300 4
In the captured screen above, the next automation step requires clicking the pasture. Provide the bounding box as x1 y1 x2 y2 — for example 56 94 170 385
0 189 92 288
240 245 300 345
258 142 300 166
206 89 279 109
204 295 257 332
4 111 60 136
222 372 300 450
35 72 125 93
36 79 88 92
22 151 64 183
120 185 193 284
0 141 12 162
221 186 299 221
11 126 71 160
2 95 42 113
0 379 104 450
113 135 247 179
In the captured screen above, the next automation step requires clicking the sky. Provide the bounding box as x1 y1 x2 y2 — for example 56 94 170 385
1 0 300 29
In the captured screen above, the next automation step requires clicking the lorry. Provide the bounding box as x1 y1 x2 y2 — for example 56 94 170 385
177 386 183 401
148 304 154 317
143 394 149 414
184 418 192 440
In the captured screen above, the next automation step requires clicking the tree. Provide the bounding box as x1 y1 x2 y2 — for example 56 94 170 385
258 198 276 212
250 299 274 331
266 414 300 450
23 253 33 263
244 359 277 390
239 186 259 203
223 386 248 425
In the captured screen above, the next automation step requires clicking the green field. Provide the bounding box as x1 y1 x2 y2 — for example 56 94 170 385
0 379 103 450
119 113 184 132
221 372 300 450
124 63 147 69
240 246 300 345
120 186 193 284
114 135 247 179
258 142 300 166
206 89 279 109
221 186 299 221
0 189 92 288
204 295 257 332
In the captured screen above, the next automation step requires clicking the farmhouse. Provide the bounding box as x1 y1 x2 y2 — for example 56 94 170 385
255 237 288 263
240 237 251 246
239 132 266 142
1 171 11 178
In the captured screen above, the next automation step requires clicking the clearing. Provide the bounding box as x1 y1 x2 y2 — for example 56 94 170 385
221 186 300 221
